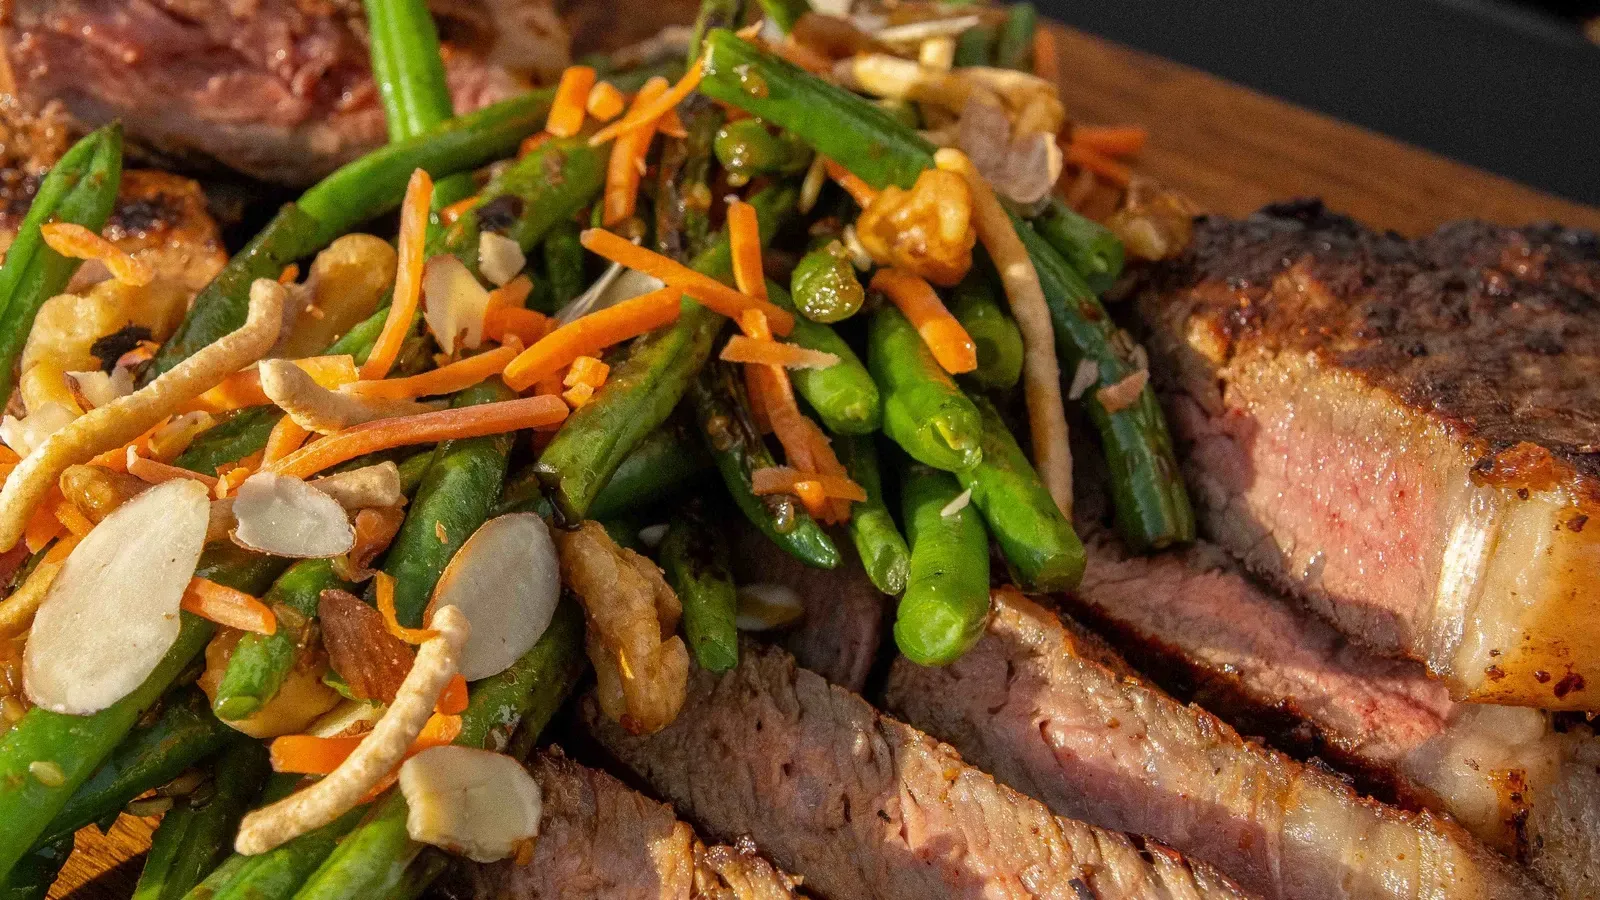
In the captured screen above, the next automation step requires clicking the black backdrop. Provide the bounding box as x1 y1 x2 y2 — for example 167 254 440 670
1038 0 1600 206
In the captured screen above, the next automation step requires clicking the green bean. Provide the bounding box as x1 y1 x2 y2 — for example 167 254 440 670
957 395 1084 591
789 242 864 323
0 834 71 900
193 544 292 597
754 0 809 34
588 421 712 519
441 138 609 270
133 740 269 900
868 306 983 472
376 851 450 900
293 601 585 900
1033 197 1123 295
950 265 1023 391
689 361 839 569
174 408 282 476
152 88 556 375
835 434 910 595
953 23 996 67
1012 217 1193 550
659 504 739 672
363 0 475 210
767 281 879 434
396 449 436 495
36 689 233 848
381 380 515 626
0 124 123 401
874 98 922 131
897 464 990 666
534 184 796 523
212 561 348 721
699 30 935 190
994 3 1037 71
541 221 586 313
713 120 812 182
193 805 368 900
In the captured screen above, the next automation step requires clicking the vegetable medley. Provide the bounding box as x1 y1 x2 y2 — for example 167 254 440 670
0 0 1198 896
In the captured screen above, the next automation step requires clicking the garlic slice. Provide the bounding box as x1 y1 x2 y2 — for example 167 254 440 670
400 745 542 862
231 472 355 559
430 513 560 681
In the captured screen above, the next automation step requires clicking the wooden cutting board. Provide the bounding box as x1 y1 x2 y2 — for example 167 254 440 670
46 21 1600 900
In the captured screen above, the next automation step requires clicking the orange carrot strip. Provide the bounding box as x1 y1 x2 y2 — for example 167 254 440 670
361 169 433 379
726 199 769 303
501 287 682 391
870 268 978 374
375 571 436 644
23 493 63 553
344 343 521 401
54 503 94 537
126 449 220 489
560 382 595 409
39 222 153 286
215 459 257 499
547 65 597 138
792 479 829 518
580 229 795 335
438 195 479 226
484 306 553 346
1031 28 1059 83
743 366 773 434
190 356 359 414
0 445 19 465
262 415 311 466
436 673 468 716
278 263 300 285
484 274 534 316
265 396 569 479
270 712 461 775
588 57 705 147
586 81 626 122
88 418 168 472
823 159 878 207
182 577 277 635
603 77 670 226
720 335 838 369
750 466 865 502
657 107 688 139
1071 124 1148 158
563 356 609 389
1064 141 1132 186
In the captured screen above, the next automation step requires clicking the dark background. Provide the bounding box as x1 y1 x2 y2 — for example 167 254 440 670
1036 0 1600 206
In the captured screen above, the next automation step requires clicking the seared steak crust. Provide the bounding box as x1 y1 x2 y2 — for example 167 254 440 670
588 645 1251 900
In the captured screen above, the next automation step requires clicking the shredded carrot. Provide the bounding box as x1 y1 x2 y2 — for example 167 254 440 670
262 415 311 465
438 195 479 226
270 712 461 776
580 229 795 335
726 199 769 302
214 461 257 499
588 56 705 147
720 335 838 369
743 366 773 434
375 571 436 644
126 448 220 489
792 480 829 518
547 65 598 138
870 268 978 374
436 673 468 716
53 503 94 537
750 466 866 502
532 369 566 399
560 382 595 408
278 263 300 285
182 577 277 635
485 306 553 346
361 169 433 379
1071 125 1148 158
564 356 609 389
658 107 688 139
190 356 359 414
485 274 534 317
501 286 682 391
603 77 670 226
39 223 153 286
1031 28 1059 84
1064 141 1132 186
0 446 19 465
823 159 878 208
586 81 626 122
265 396 569 480
518 132 553 158
88 418 167 473
344 342 521 401
23 492 63 553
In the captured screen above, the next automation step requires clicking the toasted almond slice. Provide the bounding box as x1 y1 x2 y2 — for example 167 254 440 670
422 255 492 355
231 472 355 559
400 745 541 862
735 583 805 632
308 462 404 510
477 232 526 288
429 513 559 681
23 479 210 714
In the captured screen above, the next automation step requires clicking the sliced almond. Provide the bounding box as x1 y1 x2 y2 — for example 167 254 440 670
308 697 384 739
422 255 492 355
309 462 404 511
24 479 210 714
319 588 414 704
231 472 355 559
735 583 805 632
399 745 542 862
429 513 559 681
477 232 526 288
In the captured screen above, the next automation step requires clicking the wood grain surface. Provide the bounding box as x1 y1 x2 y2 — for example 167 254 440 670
48 21 1600 900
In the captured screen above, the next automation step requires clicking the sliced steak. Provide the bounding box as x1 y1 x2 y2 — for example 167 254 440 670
1066 534 1600 900
729 524 885 693
587 644 1252 900
450 749 803 899
885 590 1544 900
0 0 542 185
1136 201 1600 710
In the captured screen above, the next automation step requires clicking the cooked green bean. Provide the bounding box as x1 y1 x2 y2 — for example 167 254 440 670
660 505 740 672
994 3 1037 71
541 220 587 313
212 561 349 721
713 120 812 182
950 264 1023 391
789 242 864 324
896 463 990 666
954 23 997 67
835 434 910 595
868 306 983 472
175 408 282 476
767 281 880 434
588 421 713 519
0 834 71 900
132 740 268 900
754 0 809 34
1033 197 1123 295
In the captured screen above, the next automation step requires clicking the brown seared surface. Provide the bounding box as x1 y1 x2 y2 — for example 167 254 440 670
886 592 1544 900
588 644 1253 900
1140 201 1600 498
450 750 802 900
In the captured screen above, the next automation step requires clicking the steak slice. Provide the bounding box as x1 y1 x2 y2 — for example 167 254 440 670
885 591 1545 900
586 644 1252 900
1065 534 1600 900
1136 201 1600 710
449 749 804 899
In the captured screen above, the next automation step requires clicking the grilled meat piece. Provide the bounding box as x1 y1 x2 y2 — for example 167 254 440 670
729 524 884 693
450 750 803 900
1065 534 1600 900
0 0 548 186
886 590 1545 900
587 644 1252 900
1136 201 1600 710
